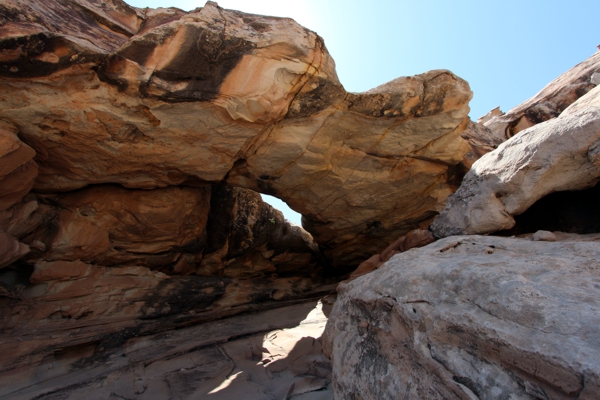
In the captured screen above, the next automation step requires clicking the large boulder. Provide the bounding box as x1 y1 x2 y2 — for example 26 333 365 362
0 0 473 267
323 235 600 399
431 84 600 237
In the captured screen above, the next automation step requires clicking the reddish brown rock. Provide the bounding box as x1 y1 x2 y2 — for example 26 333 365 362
0 232 29 269
0 121 37 212
458 120 505 171
345 229 435 283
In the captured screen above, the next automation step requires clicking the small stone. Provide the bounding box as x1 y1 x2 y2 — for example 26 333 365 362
533 230 556 242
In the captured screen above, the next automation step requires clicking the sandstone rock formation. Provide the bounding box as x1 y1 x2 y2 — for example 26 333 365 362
0 0 474 266
0 121 37 212
0 297 335 400
0 183 336 373
342 229 435 283
482 50 600 139
323 235 600 399
431 84 600 237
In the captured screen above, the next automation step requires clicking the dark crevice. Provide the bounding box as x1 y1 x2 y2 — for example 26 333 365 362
498 181 600 236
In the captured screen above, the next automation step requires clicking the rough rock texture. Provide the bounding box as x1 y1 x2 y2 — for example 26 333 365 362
343 229 435 283
0 297 335 400
0 0 474 267
482 50 600 139
458 120 504 171
0 259 337 376
323 235 600 400
0 121 37 212
0 183 336 372
431 84 600 237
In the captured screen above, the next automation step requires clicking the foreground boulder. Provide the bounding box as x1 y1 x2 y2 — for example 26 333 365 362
323 235 600 399
0 0 474 267
431 84 600 237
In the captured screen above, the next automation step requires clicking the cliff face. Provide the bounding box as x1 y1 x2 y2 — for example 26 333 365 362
0 0 474 267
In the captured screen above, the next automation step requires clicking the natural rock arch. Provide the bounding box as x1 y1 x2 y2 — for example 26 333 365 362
0 0 474 267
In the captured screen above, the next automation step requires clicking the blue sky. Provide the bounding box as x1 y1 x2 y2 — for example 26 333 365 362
126 0 600 225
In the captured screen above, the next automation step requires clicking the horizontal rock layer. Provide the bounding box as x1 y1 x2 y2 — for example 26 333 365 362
0 182 336 373
324 235 600 399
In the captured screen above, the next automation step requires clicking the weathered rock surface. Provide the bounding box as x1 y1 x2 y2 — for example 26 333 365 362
482 50 600 139
0 296 335 400
0 183 337 372
0 0 473 267
0 121 37 212
458 120 505 171
343 229 434 283
323 235 600 399
431 84 600 237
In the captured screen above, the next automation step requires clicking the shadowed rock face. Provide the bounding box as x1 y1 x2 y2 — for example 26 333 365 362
0 297 335 400
0 0 473 267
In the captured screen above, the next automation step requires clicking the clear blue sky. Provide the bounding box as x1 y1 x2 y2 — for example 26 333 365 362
126 0 600 225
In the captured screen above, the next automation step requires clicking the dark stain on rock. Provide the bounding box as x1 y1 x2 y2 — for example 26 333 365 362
204 185 237 254
453 376 481 397
141 276 228 319
286 76 346 118
363 221 383 238
420 72 458 116
121 24 255 102
0 35 103 78
96 54 130 92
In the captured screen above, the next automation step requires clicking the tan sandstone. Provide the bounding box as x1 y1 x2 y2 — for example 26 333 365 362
0 0 474 267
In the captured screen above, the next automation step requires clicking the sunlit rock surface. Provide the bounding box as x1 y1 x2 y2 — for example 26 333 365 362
0 0 474 267
431 85 600 237
324 235 600 399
